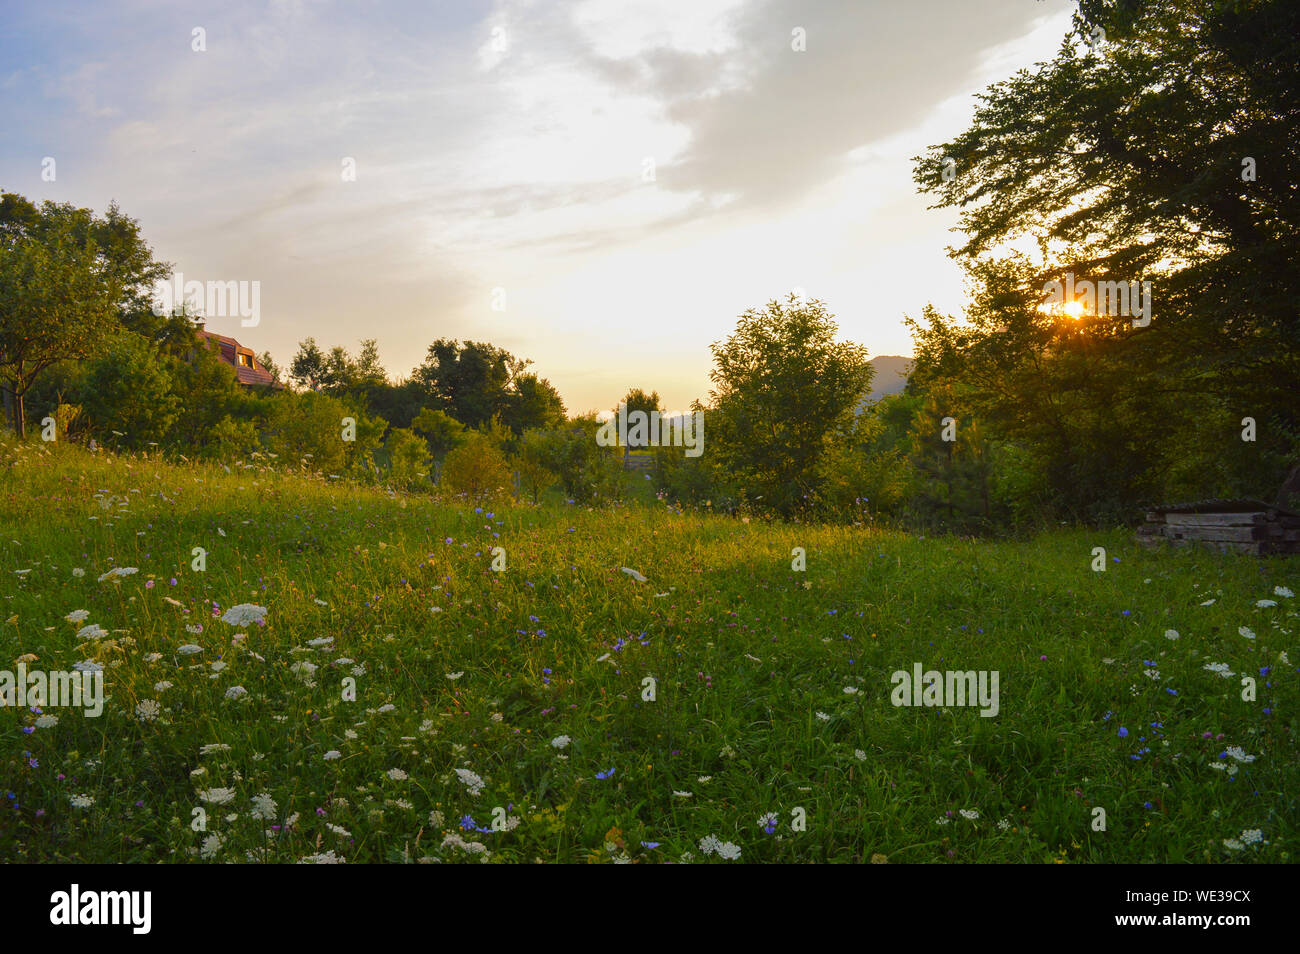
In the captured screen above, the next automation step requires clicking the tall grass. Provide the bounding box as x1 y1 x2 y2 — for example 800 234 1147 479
1 436 1295 862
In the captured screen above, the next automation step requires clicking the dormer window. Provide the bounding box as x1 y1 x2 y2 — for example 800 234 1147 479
238 353 253 367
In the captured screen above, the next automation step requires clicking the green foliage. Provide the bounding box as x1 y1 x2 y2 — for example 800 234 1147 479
411 407 466 457
168 334 252 453
703 295 873 518
205 415 261 462
261 391 383 475
504 373 567 434
0 204 119 437
77 332 179 449
413 339 529 430
515 429 558 503
907 0 1300 522
385 426 431 489
529 415 624 503
439 431 512 498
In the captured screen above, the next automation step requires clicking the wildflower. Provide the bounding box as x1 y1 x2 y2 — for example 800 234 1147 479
199 788 236 805
1203 662 1234 678
200 834 222 859
1275 586 1294 598
758 812 779 834
550 735 570 749
1225 746 1256 763
959 809 980 821
455 768 486 795
297 850 346 864
594 768 615 780
250 794 278 820
698 834 742 860
323 750 342 761
1164 629 1179 640
224 685 248 700
97 567 138 582
1239 626 1256 640
177 644 202 655
65 609 90 624
135 699 161 722
386 768 408 781
221 604 268 627
69 794 95 808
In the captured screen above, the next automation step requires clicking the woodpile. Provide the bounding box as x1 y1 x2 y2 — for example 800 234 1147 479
1138 499 1300 555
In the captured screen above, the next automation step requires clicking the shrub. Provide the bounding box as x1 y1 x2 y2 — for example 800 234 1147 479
440 432 511 498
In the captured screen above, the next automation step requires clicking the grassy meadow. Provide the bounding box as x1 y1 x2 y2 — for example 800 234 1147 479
2 436 1297 863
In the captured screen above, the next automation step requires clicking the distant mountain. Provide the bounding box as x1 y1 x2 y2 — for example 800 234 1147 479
865 355 912 402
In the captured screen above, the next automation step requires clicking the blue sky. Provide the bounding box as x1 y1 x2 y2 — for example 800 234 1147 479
1 0 1076 413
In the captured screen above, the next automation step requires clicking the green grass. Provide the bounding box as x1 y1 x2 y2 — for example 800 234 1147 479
1 436 1297 863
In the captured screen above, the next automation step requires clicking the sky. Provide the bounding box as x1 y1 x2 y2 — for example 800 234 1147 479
1 0 1077 414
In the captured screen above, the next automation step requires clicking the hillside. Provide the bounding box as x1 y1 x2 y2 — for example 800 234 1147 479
867 355 913 401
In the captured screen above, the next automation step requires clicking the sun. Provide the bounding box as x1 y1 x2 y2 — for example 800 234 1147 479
1062 300 1085 319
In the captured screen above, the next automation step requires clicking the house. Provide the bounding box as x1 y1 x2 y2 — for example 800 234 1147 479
195 327 279 388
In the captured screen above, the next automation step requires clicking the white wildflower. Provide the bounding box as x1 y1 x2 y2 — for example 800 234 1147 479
135 699 161 722
221 604 268 627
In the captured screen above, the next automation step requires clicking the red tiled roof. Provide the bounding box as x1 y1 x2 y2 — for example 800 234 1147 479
196 329 277 387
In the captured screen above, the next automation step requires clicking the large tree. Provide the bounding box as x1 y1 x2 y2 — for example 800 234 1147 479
909 0 1300 511
412 338 530 430
0 212 117 437
704 295 873 517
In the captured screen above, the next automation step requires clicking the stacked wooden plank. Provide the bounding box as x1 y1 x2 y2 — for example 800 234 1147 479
1138 499 1300 555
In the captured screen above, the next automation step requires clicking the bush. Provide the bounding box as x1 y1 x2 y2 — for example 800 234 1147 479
205 415 261 462
261 391 383 475
385 426 430 489
440 432 512 498
515 429 557 503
